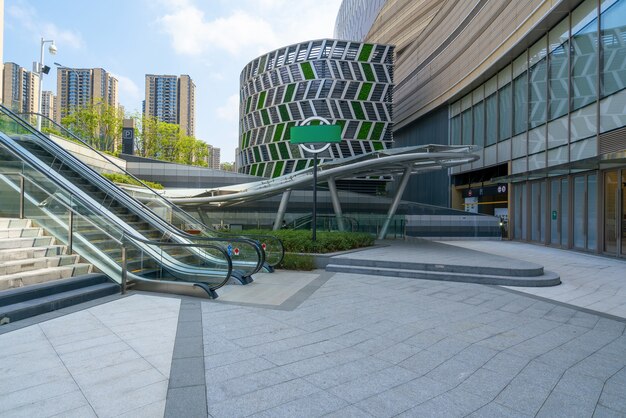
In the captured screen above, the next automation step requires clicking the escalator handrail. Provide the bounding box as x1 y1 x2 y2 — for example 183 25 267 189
14 110 280 266
0 134 233 285
4 107 265 273
0 169 233 290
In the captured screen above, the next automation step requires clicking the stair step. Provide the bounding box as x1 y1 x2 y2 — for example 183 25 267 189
325 264 561 287
0 236 54 250
0 245 66 262
0 227 42 239
0 218 31 229
0 254 80 275
0 264 93 291
0 278 119 324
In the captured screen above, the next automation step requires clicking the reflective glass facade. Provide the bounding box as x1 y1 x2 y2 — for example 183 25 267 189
449 0 626 255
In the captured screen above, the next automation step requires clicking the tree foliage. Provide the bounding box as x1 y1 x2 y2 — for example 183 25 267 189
61 104 210 166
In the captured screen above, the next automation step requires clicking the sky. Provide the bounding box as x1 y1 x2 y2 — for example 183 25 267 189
3 0 343 162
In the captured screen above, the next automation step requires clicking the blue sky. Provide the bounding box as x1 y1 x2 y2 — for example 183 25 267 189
3 0 342 162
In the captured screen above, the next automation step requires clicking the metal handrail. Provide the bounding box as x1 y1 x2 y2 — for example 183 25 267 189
3 107 266 275
0 170 233 295
14 109 283 267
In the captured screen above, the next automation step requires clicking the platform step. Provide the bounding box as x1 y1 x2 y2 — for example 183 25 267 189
325 264 561 287
326 256 545 277
0 227 42 239
0 218 31 229
0 245 66 262
0 254 80 275
0 264 93 291
0 236 54 250
0 274 119 324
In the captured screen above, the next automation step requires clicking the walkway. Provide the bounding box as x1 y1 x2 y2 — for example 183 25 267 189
0 240 624 417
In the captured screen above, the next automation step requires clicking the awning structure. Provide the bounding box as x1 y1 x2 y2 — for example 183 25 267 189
133 145 479 239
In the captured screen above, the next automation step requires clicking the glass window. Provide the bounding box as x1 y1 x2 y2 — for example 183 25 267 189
549 42 569 120
450 115 461 145
587 174 597 250
513 73 528 135
485 93 497 146
601 0 626 97
529 58 547 128
571 0 599 110
473 101 485 146
462 109 472 145
573 175 586 248
499 84 512 141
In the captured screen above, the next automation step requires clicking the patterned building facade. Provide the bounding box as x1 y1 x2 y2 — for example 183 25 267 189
238 39 394 178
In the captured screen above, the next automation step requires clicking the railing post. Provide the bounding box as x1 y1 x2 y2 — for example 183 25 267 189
19 176 25 219
67 210 73 254
121 242 127 295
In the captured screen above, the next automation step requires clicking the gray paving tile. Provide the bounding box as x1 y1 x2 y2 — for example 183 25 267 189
249 390 347 417
592 404 626 418
303 356 391 390
169 357 206 388
536 390 597 418
262 340 345 366
207 378 319 417
165 385 207 418
495 376 553 416
323 405 375 417
0 389 89 418
468 402 532 417
598 390 626 414
327 365 417 403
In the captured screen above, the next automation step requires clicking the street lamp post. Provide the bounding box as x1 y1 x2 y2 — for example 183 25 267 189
37 37 57 131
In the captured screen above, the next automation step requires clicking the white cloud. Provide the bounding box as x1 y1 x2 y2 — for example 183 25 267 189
158 7 278 56
216 94 240 122
113 74 142 103
7 2 84 50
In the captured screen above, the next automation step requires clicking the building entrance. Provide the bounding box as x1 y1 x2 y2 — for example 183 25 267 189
604 169 626 258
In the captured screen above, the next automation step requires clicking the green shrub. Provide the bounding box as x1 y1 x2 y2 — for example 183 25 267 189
102 172 164 190
277 253 315 270
243 229 374 254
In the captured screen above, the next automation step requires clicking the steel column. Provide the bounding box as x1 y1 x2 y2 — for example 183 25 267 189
378 166 412 240
327 177 345 231
272 189 292 230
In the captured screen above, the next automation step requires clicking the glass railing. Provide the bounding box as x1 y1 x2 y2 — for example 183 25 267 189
14 109 284 269
0 146 233 295
1 106 267 280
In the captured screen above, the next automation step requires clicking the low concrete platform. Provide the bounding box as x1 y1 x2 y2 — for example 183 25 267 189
325 240 561 287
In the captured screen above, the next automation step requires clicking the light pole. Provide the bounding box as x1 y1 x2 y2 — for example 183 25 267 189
37 38 57 131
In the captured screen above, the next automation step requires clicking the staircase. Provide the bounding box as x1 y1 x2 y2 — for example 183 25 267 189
0 218 119 325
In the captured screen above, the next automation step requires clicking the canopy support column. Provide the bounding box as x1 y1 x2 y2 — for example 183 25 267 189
327 177 346 231
273 189 292 230
378 166 412 240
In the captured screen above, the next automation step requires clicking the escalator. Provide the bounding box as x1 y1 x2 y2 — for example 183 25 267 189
0 107 267 297
16 109 284 271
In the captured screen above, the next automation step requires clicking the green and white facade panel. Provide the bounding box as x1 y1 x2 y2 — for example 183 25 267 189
238 39 394 178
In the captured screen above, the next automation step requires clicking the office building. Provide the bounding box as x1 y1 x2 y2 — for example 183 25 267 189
55 67 118 123
335 0 626 257
238 39 394 180
2 62 40 114
144 74 195 137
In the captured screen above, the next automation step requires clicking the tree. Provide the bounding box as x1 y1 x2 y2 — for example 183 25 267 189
62 101 123 153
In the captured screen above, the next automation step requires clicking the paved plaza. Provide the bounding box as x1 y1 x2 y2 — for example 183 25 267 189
0 240 625 417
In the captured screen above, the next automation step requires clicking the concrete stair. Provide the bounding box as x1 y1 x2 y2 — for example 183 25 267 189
325 256 561 287
0 218 92 291
0 217 119 325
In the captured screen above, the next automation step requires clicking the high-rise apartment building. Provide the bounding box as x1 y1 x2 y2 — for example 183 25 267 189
207 145 220 169
2 62 40 114
144 74 195 137
55 67 118 123
40 90 55 121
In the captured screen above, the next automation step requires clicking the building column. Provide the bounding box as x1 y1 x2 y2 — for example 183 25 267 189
273 189 292 230
378 166 412 240
327 177 345 231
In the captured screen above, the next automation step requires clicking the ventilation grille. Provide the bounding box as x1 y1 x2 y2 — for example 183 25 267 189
599 126 626 155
